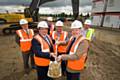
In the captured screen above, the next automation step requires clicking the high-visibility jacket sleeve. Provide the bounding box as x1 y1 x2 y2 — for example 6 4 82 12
61 40 89 60
15 34 20 46
32 38 51 59
75 40 89 58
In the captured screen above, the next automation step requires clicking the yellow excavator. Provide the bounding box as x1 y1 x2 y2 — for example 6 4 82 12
2 0 79 35
0 13 32 23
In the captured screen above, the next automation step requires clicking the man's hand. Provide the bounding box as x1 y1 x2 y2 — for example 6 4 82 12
50 53 57 61
50 53 57 58
56 55 62 62
55 40 60 45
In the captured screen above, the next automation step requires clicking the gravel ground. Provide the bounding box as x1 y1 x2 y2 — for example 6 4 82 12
0 24 120 80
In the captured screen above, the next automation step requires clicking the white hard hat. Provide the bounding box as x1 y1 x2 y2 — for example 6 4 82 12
37 21 48 28
84 19 92 25
55 21 64 26
47 17 53 21
71 20 83 29
19 19 28 25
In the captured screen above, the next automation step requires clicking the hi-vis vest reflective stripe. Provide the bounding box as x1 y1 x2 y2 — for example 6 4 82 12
34 34 53 66
16 29 34 52
52 31 68 53
67 36 87 71
86 28 94 41
52 31 67 41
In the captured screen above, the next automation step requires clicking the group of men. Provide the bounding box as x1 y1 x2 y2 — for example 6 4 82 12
16 17 95 80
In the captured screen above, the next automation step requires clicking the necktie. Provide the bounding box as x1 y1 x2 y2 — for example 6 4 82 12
73 37 76 43
45 36 54 52
25 29 29 38
25 29 29 34
45 36 50 46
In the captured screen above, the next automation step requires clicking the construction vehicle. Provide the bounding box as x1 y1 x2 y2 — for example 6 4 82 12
0 13 32 24
2 22 36 35
2 0 79 35
1 13 34 35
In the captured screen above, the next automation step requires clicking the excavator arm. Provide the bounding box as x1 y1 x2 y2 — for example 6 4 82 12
2 0 79 35
24 0 79 22
72 0 79 20
24 0 55 22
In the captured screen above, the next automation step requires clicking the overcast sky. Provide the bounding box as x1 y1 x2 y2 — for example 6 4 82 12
0 0 92 14
41 0 92 7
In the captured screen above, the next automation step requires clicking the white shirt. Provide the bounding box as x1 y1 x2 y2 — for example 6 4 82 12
81 28 88 37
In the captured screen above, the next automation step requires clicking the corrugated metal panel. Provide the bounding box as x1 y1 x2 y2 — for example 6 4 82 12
92 0 105 12
92 15 103 26
103 15 120 28
106 0 120 12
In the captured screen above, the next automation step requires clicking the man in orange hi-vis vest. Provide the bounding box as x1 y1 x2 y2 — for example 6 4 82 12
57 20 89 80
16 19 35 76
51 20 68 75
32 21 56 80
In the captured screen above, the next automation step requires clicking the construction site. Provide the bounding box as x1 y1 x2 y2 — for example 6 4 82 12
0 0 120 80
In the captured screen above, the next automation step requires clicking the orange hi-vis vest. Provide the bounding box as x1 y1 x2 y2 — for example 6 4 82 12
34 34 54 66
16 29 34 52
67 36 87 71
52 31 68 53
